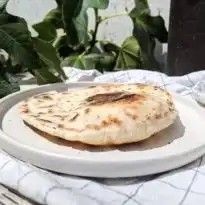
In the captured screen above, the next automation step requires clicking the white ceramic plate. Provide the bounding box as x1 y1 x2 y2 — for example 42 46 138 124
0 82 205 178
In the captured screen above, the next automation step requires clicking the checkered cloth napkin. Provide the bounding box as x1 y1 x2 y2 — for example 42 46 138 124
1 67 205 205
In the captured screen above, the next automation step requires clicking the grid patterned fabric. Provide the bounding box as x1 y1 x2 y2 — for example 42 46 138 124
2 67 205 205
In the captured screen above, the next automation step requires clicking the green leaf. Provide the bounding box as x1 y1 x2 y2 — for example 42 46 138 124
33 8 62 42
0 10 64 86
61 53 115 72
133 0 149 16
115 37 142 69
0 75 19 98
43 8 63 28
130 10 167 42
0 0 9 12
0 13 41 69
0 13 26 25
85 53 115 71
61 55 91 69
132 16 158 68
55 0 63 8
130 1 168 69
62 0 109 49
54 35 75 57
5 60 23 73
100 41 120 54
146 16 168 43
32 67 62 84
32 38 66 80
33 22 57 42
101 37 142 69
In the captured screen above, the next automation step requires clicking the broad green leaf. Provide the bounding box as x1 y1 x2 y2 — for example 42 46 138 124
33 8 62 42
61 53 115 71
61 55 92 69
33 22 57 42
0 8 64 85
130 10 167 43
115 37 142 69
42 8 62 27
130 1 167 69
32 38 66 80
146 16 168 42
62 0 109 49
101 37 142 69
32 67 62 84
0 15 41 69
132 16 159 68
0 13 26 25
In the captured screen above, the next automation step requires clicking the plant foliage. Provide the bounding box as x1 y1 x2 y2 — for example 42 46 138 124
0 0 167 97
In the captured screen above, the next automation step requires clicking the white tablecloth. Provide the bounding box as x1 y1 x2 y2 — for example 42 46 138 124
2 67 205 205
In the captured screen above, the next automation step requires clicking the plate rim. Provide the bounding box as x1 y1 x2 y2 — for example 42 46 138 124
0 82 205 177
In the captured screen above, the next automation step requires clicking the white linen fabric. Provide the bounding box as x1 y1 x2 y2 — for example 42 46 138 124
2 67 205 205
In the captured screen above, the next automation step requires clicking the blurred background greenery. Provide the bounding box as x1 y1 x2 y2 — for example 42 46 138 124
0 0 167 97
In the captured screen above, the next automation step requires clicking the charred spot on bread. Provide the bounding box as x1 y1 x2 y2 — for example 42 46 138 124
84 108 90 113
86 92 146 105
69 113 79 121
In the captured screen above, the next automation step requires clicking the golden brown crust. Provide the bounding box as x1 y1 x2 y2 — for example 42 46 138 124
19 84 178 145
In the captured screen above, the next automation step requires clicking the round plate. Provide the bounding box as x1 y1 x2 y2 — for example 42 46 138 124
0 82 205 178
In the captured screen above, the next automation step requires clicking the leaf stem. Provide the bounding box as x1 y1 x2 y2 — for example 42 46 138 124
85 8 100 54
100 12 128 23
92 8 99 46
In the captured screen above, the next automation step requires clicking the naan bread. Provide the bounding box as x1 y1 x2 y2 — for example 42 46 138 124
19 84 178 145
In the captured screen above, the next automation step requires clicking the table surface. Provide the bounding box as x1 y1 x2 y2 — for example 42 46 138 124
0 184 35 205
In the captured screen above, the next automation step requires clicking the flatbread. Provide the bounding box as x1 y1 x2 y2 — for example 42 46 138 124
19 84 178 145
